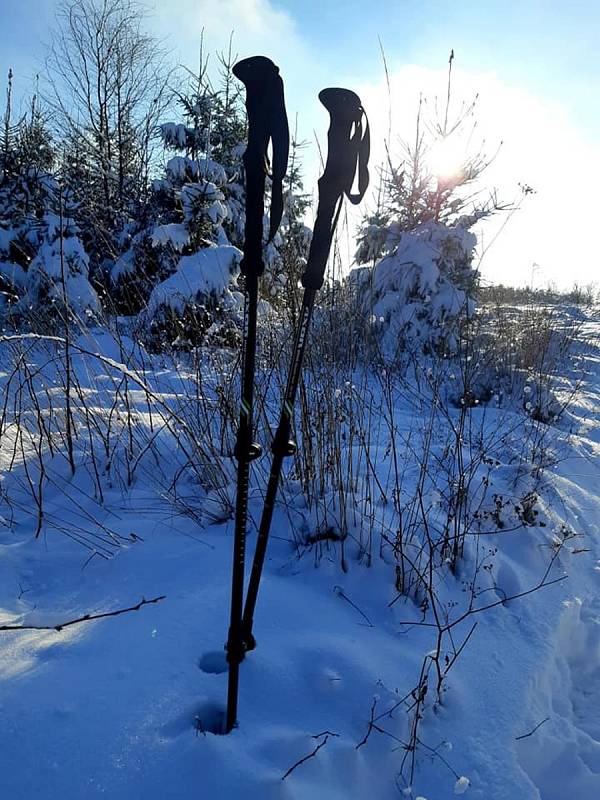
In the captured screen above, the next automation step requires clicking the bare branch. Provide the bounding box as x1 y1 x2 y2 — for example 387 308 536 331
1 595 166 632
282 733 338 780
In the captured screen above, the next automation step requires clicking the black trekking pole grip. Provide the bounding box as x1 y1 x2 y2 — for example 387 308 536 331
302 88 370 291
233 56 290 279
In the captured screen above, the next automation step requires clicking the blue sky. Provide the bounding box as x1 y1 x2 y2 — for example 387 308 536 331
2 0 599 288
278 0 600 135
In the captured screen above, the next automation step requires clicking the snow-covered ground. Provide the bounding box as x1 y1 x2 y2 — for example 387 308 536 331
1 311 599 799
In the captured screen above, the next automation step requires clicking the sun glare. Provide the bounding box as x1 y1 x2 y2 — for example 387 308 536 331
426 137 466 180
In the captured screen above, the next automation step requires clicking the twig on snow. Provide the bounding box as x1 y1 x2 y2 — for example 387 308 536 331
0 595 166 632
515 717 550 740
333 585 374 627
282 731 339 780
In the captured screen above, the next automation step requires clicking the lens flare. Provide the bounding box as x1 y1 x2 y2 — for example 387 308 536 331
427 137 465 180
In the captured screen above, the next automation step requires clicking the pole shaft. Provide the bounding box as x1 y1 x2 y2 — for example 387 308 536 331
226 277 259 733
241 292 315 645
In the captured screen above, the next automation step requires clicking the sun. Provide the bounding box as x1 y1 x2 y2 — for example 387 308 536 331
426 137 466 181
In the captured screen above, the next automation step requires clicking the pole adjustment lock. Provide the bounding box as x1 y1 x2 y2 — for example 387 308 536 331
248 442 263 460
233 441 263 462
272 438 297 457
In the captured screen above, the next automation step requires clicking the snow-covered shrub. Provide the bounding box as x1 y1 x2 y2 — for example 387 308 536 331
117 63 310 347
106 66 244 328
0 259 26 308
12 205 100 326
0 155 99 326
0 87 100 325
352 220 477 359
109 228 180 314
125 142 244 342
471 300 579 425
139 244 243 350
0 162 55 310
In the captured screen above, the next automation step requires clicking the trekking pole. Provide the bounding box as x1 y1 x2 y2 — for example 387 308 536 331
225 55 289 734
240 88 370 653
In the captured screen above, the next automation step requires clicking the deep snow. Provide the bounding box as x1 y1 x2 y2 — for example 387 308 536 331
0 311 599 799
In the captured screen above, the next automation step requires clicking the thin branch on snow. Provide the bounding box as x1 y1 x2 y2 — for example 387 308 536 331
0 595 166 632
356 697 379 750
515 717 550 741
282 732 339 780
333 585 374 627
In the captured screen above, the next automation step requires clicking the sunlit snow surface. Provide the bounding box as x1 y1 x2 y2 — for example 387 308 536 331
0 310 599 799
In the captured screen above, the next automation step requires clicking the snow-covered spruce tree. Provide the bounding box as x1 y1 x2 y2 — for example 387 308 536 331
0 69 34 310
111 58 245 349
0 73 99 326
12 187 100 328
122 54 310 350
353 53 506 360
353 219 478 359
0 174 100 328
1 75 48 288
